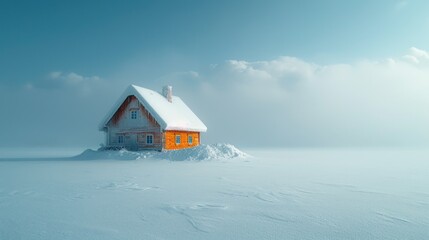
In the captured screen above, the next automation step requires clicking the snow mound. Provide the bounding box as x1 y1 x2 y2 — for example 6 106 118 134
155 143 249 161
73 143 249 161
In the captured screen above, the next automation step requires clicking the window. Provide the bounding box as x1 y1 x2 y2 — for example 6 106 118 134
146 134 153 145
188 135 193 144
118 135 124 144
131 110 138 119
175 135 181 145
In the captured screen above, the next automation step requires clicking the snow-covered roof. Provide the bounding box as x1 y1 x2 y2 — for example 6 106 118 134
99 85 207 132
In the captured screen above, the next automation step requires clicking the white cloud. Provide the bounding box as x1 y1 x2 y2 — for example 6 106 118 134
176 47 429 147
49 71 101 85
26 71 105 94
49 71 62 79
409 47 429 58
403 47 429 64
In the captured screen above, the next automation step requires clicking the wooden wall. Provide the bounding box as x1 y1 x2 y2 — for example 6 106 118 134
106 95 162 150
164 131 200 150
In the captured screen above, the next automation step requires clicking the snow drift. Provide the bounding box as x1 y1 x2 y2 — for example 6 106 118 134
1 149 428 239
73 143 249 161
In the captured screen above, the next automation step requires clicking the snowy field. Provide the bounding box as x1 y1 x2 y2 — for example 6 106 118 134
0 146 428 240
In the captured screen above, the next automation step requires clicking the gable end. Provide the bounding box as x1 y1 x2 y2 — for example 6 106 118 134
107 95 160 129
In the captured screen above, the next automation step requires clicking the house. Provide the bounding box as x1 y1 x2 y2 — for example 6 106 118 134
99 85 207 151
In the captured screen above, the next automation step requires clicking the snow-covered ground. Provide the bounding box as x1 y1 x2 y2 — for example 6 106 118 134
0 146 428 239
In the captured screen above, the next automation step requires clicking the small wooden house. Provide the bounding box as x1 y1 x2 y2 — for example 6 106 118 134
99 85 207 151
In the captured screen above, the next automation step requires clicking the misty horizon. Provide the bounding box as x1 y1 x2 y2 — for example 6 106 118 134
1 1 429 149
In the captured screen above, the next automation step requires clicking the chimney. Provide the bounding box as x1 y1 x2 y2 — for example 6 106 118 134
162 85 173 102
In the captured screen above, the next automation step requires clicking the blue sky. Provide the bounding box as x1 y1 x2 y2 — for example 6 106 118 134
2 0 428 84
1 0 429 148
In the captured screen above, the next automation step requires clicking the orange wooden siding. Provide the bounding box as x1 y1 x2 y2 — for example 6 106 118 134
164 131 200 150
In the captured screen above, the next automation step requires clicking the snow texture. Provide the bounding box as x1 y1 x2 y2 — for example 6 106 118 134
0 149 428 240
74 143 249 161
99 85 207 132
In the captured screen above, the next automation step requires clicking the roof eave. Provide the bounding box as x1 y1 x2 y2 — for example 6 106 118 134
164 126 207 132
99 84 207 133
